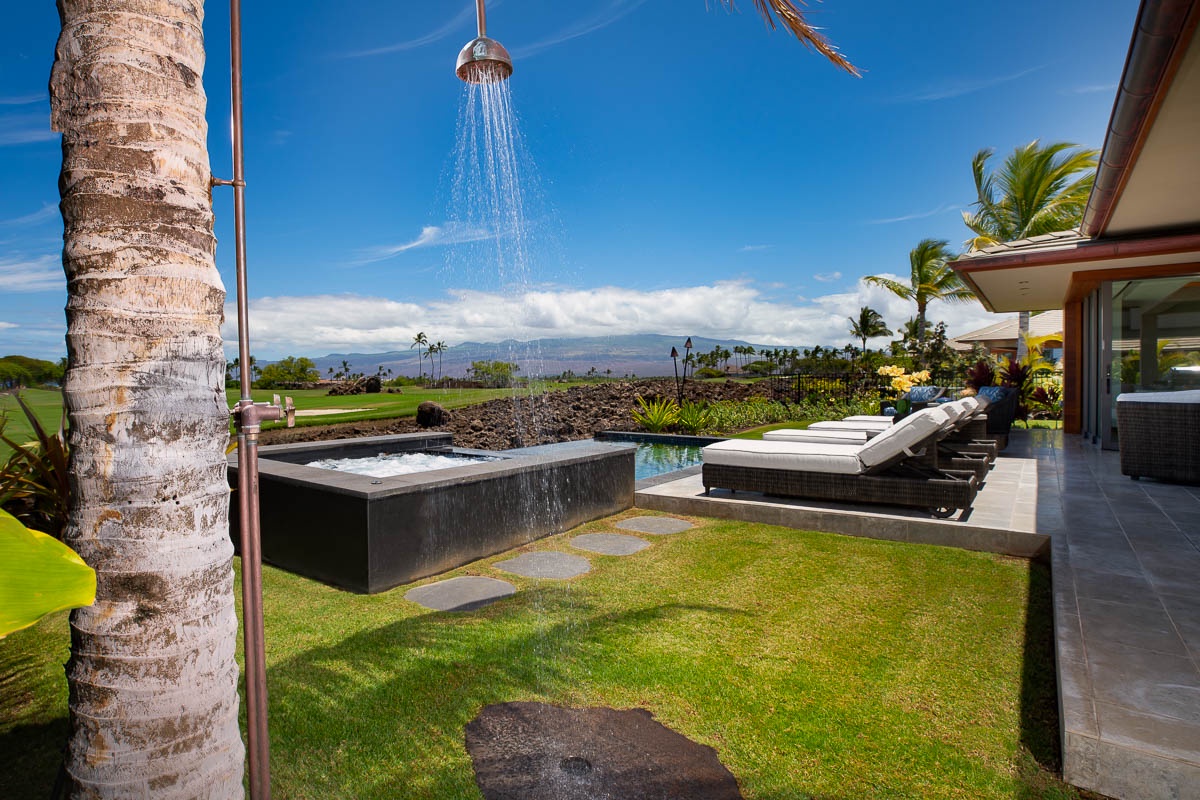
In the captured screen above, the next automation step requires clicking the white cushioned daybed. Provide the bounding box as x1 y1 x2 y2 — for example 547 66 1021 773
702 406 977 517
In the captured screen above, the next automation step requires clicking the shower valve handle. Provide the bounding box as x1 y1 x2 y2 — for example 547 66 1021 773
272 394 296 428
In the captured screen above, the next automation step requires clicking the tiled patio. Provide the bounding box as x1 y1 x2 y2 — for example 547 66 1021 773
635 429 1200 800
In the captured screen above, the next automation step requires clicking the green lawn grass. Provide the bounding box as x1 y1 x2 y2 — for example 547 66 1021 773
730 420 815 439
0 389 66 458
223 386 529 429
0 386 555 459
1 513 1087 799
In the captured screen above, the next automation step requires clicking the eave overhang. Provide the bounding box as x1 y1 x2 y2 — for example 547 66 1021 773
953 230 1200 312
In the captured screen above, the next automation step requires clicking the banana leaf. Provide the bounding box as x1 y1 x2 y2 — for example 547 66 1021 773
0 508 95 638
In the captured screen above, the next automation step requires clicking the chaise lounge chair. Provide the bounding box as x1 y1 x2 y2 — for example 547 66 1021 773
770 398 998 473
702 406 978 517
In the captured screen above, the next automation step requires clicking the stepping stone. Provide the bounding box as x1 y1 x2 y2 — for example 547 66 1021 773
405 576 515 612
570 533 650 556
466 702 744 800
615 516 694 535
494 552 591 579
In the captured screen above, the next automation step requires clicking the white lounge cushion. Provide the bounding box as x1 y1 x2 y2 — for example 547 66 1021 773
937 400 971 428
960 395 982 415
857 407 949 468
809 419 891 433
1116 390 1200 404
844 415 894 424
701 439 865 475
763 429 869 445
936 399 966 422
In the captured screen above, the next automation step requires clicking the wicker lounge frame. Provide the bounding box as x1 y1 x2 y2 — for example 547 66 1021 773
1116 392 1200 484
702 430 978 517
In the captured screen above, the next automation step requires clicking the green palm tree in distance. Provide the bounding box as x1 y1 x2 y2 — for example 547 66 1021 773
848 306 892 353
410 331 429 383
865 239 975 343
962 140 1098 359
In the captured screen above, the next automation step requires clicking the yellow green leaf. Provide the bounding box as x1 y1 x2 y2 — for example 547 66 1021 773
0 509 96 638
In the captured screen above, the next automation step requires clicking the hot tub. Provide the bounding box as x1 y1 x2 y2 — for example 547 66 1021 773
229 432 635 593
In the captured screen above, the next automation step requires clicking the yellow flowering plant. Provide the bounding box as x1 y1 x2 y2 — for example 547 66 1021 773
876 366 931 414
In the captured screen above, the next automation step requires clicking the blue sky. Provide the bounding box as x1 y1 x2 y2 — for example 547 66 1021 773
2 0 1137 360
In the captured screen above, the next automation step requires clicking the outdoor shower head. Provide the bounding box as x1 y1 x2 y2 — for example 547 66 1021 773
456 0 512 83
455 35 513 83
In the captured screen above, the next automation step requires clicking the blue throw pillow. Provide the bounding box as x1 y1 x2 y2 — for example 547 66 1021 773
908 385 941 403
977 385 1009 404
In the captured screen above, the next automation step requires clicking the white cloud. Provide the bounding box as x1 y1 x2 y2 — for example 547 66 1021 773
0 94 44 106
0 321 16 330
739 244 772 252
0 114 57 146
222 279 1007 358
1 204 58 227
0 255 64 292
868 204 960 224
354 222 495 264
1062 83 1117 95
337 3 476 58
513 0 649 59
813 272 841 283
895 65 1044 103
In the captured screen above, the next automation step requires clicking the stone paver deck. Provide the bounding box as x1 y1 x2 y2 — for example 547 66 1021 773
635 429 1200 800
635 452 1046 558
1032 431 1200 800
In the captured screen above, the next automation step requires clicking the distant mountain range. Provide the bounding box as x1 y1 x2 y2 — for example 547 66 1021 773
305 334 812 380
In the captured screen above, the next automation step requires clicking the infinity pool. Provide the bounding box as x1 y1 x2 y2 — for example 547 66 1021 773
633 442 704 480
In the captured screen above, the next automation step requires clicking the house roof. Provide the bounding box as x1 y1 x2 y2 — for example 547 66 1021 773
951 0 1200 312
952 310 1064 346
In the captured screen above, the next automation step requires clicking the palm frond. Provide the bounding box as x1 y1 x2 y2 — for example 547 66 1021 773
717 0 860 76
863 275 913 301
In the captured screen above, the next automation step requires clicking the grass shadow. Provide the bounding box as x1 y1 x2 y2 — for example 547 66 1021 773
263 591 746 798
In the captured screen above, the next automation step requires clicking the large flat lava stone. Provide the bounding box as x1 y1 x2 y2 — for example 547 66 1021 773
465 702 743 800
615 516 694 535
404 576 515 611
570 532 650 556
493 552 591 579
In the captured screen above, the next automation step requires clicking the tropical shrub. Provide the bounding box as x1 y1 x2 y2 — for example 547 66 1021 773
256 355 321 388
0 396 70 539
1030 382 1063 420
631 396 680 433
965 360 996 392
876 365 931 408
999 357 1035 423
676 400 713 435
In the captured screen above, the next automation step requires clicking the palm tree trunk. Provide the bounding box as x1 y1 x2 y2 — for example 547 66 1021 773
51 1 244 795
1016 311 1030 363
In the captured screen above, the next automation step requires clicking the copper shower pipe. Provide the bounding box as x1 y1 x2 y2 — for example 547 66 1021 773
212 0 293 798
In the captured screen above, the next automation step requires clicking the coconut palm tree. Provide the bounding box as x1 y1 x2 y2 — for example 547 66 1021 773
962 140 1098 358
410 331 429 382
49 1 244 794
434 340 448 382
865 239 975 343
848 306 892 353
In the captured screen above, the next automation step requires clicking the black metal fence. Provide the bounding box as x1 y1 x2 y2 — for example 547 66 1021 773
766 368 1062 406
768 372 887 405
